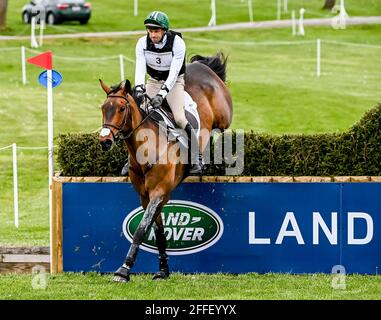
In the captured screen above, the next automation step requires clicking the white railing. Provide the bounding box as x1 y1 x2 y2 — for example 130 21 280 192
2 38 380 85
0 144 50 228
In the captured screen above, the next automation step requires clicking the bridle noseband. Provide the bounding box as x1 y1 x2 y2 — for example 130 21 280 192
102 94 132 141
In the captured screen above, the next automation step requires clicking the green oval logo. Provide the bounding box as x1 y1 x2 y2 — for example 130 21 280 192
122 200 224 255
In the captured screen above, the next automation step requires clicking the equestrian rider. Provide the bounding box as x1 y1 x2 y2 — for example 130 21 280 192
134 11 203 175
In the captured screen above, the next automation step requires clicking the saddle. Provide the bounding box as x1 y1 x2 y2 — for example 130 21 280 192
141 92 200 148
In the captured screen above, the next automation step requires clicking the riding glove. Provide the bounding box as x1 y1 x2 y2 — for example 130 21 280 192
135 84 146 100
151 94 164 109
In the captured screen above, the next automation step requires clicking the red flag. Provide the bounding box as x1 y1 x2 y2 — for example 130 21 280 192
27 51 52 70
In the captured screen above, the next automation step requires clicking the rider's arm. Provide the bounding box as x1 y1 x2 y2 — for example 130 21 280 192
159 35 186 97
135 36 147 87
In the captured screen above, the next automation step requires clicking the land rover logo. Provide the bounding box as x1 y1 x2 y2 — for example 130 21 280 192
122 200 224 255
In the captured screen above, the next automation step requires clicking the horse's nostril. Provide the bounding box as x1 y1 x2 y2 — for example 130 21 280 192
101 139 113 151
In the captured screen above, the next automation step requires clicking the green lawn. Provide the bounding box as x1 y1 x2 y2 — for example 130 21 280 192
0 25 381 246
1 0 381 36
0 273 380 299
1 4 381 302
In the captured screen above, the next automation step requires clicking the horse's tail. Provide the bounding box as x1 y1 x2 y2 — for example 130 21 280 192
189 52 227 83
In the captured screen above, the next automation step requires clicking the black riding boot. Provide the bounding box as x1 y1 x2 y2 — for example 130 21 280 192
184 123 203 175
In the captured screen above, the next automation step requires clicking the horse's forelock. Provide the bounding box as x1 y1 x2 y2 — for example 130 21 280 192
110 80 132 95
109 82 122 94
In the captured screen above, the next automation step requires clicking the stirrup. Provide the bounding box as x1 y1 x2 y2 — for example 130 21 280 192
120 161 129 177
189 163 203 175
189 153 204 175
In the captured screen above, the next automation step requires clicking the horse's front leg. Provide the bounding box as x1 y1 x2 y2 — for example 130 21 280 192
113 195 164 282
152 213 169 280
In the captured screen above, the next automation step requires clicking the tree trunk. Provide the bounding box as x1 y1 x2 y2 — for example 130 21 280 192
323 0 336 10
0 0 8 28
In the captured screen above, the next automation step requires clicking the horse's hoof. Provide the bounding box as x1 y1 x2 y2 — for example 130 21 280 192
152 270 169 280
113 275 130 283
113 266 130 282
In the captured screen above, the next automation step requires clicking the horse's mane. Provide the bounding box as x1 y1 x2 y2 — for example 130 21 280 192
189 52 228 83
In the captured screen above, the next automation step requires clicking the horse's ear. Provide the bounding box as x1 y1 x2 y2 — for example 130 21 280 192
124 79 132 95
99 79 111 94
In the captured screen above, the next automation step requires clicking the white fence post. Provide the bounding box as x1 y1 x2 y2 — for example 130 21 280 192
21 46 27 85
134 0 138 16
277 0 281 20
39 19 45 47
31 17 39 48
120 54 125 82
317 38 321 78
331 0 349 30
248 0 253 23
291 10 296 36
297 8 305 36
284 0 288 13
12 143 19 228
208 0 217 27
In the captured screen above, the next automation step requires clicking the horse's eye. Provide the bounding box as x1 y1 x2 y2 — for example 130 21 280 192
120 107 126 112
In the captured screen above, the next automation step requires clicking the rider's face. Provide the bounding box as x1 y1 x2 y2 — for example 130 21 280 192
147 28 166 44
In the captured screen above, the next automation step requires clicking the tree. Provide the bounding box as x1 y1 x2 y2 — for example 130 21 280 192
323 0 336 10
0 0 8 29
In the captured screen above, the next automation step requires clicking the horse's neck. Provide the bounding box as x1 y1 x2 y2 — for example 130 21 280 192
130 101 143 131
125 104 158 166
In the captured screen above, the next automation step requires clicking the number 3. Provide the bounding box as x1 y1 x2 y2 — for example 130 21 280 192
156 57 161 64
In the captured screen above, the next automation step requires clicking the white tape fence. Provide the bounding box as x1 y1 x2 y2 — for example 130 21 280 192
187 37 381 78
0 144 52 228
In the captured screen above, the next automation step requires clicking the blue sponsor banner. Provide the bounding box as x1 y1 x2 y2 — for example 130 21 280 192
62 182 381 274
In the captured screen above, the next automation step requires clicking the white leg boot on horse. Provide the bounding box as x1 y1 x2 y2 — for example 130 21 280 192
113 196 164 282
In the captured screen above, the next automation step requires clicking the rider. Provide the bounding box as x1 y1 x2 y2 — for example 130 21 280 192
133 10 203 175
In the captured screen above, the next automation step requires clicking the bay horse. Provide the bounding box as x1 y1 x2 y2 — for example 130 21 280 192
98 53 233 282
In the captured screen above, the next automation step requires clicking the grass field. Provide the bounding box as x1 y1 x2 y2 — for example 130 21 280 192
1 24 381 246
2 0 381 36
0 273 381 300
1 1 381 301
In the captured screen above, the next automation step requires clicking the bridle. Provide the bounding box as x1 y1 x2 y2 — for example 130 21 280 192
102 94 132 141
102 93 157 142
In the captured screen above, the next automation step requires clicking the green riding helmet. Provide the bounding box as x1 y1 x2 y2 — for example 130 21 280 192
144 11 169 30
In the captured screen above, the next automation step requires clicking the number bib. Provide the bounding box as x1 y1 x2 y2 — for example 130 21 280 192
144 51 172 71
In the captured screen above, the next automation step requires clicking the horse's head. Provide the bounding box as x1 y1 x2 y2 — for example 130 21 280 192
98 79 134 151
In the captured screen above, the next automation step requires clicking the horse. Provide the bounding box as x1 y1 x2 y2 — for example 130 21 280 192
98 53 233 282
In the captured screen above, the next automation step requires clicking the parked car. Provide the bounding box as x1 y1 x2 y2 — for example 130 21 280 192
22 0 91 25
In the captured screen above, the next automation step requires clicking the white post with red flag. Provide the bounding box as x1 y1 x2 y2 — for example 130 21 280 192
27 51 54 272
